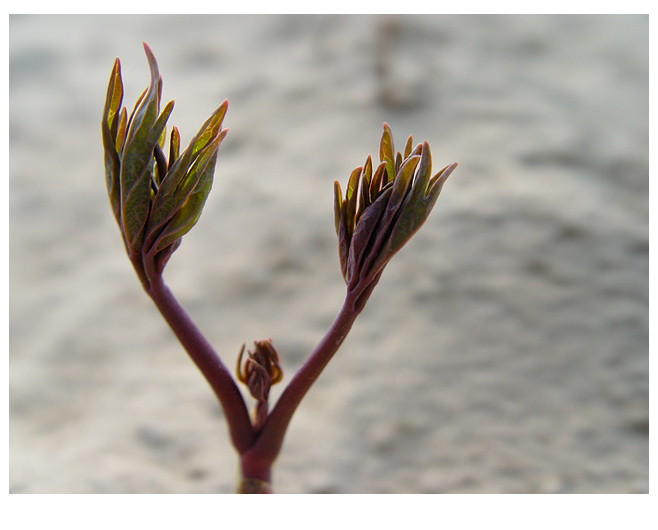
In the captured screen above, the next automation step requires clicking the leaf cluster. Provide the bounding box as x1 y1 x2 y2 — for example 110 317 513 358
102 43 228 285
334 124 457 310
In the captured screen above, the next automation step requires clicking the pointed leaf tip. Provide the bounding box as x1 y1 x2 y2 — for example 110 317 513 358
404 135 413 159
143 44 159 83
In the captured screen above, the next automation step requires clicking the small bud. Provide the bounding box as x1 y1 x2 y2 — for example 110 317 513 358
237 339 283 430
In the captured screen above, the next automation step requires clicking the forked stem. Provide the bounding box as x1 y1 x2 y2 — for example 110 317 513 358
104 45 456 494
143 261 363 493
239 297 360 483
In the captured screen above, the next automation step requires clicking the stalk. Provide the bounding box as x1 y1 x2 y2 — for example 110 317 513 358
145 274 254 454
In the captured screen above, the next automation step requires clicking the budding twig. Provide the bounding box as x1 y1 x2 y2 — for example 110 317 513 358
103 43 457 494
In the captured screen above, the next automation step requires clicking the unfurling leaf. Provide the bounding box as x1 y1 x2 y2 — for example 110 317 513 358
119 44 175 253
144 103 228 253
149 131 226 254
168 126 180 169
101 58 124 224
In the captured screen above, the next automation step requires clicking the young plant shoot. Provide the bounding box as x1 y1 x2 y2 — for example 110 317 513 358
102 43 457 493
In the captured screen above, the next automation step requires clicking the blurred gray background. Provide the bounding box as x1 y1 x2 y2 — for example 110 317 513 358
9 15 648 493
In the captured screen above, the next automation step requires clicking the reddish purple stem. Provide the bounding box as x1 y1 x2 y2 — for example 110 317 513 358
145 274 255 454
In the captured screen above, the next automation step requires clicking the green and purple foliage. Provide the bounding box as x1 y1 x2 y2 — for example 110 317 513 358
335 123 457 313
102 43 228 287
102 43 457 493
